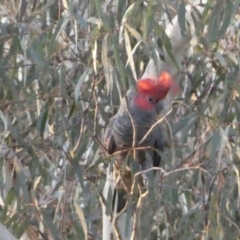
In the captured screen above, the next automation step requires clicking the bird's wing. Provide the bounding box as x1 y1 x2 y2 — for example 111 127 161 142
103 116 117 155
153 125 164 168
104 116 130 212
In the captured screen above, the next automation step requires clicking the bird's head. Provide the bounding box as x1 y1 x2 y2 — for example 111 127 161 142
134 71 179 110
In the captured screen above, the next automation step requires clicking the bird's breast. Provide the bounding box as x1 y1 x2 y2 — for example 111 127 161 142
113 110 157 149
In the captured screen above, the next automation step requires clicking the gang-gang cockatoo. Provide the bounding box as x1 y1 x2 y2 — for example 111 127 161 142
103 70 177 214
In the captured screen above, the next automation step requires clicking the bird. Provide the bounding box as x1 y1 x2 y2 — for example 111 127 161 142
103 71 176 213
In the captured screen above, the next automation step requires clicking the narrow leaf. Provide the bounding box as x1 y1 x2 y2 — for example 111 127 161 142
49 16 70 53
124 28 137 80
74 202 88 240
74 69 88 103
102 34 113 94
218 0 233 38
178 1 186 37
41 209 61 240
37 107 49 139
94 0 111 31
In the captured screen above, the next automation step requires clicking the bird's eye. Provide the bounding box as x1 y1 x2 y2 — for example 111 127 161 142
148 97 156 103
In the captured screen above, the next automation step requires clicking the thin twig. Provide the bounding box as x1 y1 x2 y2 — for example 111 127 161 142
174 135 213 168
130 191 148 240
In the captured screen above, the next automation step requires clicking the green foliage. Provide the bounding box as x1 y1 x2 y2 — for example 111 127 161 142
0 0 240 239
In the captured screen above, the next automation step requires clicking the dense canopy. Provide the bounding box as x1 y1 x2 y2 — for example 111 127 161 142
0 0 240 239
